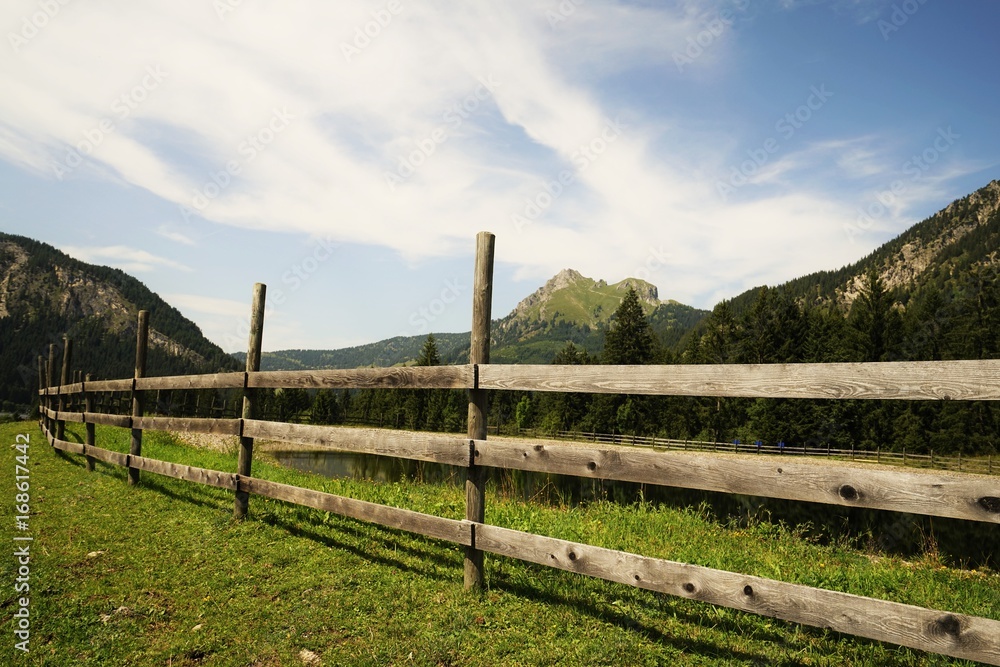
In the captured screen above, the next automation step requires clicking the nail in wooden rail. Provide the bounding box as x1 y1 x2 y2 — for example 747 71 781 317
465 231 494 590
128 311 149 486
234 283 266 519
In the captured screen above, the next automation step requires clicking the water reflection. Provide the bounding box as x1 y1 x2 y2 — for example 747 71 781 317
270 449 999 569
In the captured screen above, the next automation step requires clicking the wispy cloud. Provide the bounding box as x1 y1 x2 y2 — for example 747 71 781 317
155 225 196 246
60 245 191 273
0 0 986 319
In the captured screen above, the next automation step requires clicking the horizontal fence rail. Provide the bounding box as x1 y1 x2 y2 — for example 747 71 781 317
478 360 1000 400
34 233 1000 665
39 404 1000 525
473 437 1000 524
40 358 1000 401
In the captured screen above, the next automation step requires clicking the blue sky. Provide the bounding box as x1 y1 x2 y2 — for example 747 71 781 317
1 0 997 352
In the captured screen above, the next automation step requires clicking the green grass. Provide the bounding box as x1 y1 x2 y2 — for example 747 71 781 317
2 420 998 666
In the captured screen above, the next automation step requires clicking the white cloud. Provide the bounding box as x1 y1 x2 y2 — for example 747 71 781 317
60 245 191 273
0 0 982 316
155 226 196 246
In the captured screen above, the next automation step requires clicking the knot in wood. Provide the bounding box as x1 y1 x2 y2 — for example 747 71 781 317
931 614 962 639
567 551 577 561
838 484 859 501
587 461 597 472
683 583 696 594
978 496 1000 514
743 585 753 597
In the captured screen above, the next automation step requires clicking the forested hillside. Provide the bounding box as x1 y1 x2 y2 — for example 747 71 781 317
0 233 239 410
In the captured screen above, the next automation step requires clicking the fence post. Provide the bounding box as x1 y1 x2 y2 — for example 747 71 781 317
83 373 96 472
56 336 72 442
46 344 57 442
235 283 266 519
36 355 45 432
128 311 149 486
465 231 494 591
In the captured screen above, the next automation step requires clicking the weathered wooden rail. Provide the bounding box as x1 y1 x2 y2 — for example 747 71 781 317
37 232 1000 665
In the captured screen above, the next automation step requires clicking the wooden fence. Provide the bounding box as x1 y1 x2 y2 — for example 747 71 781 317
37 231 1000 665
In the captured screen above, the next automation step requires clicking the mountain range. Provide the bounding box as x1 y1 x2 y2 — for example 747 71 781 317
2 179 999 409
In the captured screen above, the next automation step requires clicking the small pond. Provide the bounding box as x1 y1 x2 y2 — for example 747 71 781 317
269 448 999 568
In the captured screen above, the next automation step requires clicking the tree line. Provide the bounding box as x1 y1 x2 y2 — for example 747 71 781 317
273 269 999 456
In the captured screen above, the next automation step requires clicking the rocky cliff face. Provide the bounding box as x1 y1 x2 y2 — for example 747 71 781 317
836 181 1000 309
0 233 233 405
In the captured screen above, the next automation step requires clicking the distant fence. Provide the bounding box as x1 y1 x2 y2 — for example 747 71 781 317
37 232 1000 665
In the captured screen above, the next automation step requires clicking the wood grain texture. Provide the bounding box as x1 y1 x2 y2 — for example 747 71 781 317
51 410 84 423
129 310 149 486
474 438 1000 524
129 455 238 490
478 360 1000 401
85 373 96 472
83 379 134 393
131 416 241 436
235 284 267 519
134 373 245 391
475 524 1000 665
242 419 471 467
84 413 132 428
51 438 85 456
47 382 84 396
240 476 472 546
465 231 494 590
82 445 129 467
248 365 473 390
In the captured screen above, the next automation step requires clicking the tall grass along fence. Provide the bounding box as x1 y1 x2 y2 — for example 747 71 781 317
38 232 1000 665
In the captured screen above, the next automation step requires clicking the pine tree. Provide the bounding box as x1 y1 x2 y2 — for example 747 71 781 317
849 269 900 362
416 334 441 367
603 287 656 365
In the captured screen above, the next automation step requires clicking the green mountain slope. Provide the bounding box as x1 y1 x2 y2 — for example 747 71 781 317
0 232 239 408
241 269 709 369
726 180 1000 315
233 333 472 371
